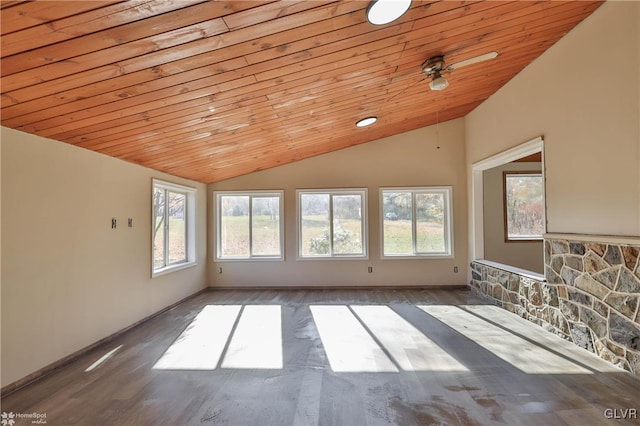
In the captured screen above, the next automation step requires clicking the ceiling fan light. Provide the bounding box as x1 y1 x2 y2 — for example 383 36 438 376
429 75 449 91
356 116 377 127
366 0 412 25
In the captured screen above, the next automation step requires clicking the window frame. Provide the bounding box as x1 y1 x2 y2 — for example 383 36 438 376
503 171 544 242
152 179 197 277
380 186 453 259
214 190 285 261
296 188 368 260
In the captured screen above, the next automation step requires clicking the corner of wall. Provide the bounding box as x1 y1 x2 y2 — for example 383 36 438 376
465 1 640 237
1 135 3 388
637 1 640 236
207 121 468 288
1 127 208 387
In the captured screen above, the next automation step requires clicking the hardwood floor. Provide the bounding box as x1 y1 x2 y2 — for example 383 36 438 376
2 288 639 425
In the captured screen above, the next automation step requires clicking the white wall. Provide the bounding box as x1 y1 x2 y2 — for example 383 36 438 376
466 1 640 237
483 162 543 273
208 119 468 288
1 127 208 387
637 0 640 234
0 136 3 387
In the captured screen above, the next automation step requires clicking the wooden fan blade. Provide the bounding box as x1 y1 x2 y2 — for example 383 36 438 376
448 51 498 71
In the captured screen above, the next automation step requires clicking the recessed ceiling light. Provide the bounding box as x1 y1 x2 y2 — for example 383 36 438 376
366 0 412 26
356 116 377 127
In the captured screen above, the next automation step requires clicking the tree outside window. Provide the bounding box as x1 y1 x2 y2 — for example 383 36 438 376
298 189 367 258
153 188 187 268
503 172 544 241
152 179 196 276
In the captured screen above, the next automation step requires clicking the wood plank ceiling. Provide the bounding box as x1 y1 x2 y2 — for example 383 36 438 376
1 0 602 183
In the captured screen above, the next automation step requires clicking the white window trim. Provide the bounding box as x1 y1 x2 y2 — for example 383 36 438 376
380 186 454 259
152 179 197 278
470 136 545 264
297 188 369 260
214 190 285 261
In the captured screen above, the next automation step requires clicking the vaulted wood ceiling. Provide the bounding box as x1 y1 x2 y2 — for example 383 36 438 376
1 0 602 183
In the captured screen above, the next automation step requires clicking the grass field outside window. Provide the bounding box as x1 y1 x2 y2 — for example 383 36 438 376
215 191 284 260
381 187 452 258
297 189 367 259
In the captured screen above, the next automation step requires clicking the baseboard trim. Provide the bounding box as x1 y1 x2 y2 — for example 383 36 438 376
207 285 469 291
1 287 210 397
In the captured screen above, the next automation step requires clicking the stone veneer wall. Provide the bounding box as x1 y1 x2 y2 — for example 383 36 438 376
469 237 640 377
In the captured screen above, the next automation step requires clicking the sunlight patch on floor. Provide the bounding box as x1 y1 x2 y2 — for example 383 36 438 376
351 305 468 372
153 305 241 370
461 305 620 373
418 305 592 374
221 305 283 369
85 345 123 372
310 305 398 373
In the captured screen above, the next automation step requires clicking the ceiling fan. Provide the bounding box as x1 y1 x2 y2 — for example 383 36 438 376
364 51 500 128
420 51 499 91
381 51 499 148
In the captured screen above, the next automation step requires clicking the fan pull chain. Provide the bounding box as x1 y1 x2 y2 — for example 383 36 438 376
436 96 440 150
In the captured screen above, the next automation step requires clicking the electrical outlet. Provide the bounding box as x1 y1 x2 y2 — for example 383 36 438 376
368 266 373 273
218 267 223 274
454 266 459 273
111 218 117 229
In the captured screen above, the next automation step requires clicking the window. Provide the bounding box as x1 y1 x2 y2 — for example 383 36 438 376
215 191 284 260
381 187 452 257
503 172 544 241
152 179 196 276
298 189 367 258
